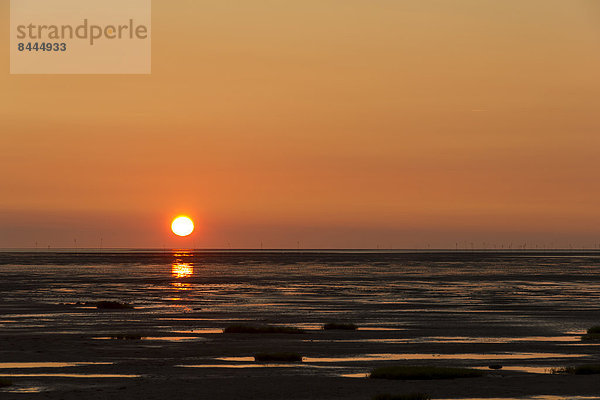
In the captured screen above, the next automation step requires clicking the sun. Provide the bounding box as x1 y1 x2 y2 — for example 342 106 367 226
171 216 194 237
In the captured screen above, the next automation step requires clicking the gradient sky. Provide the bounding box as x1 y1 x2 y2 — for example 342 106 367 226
1 0 600 249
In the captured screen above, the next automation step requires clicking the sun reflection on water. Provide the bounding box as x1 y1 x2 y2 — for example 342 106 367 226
172 282 191 290
172 263 193 279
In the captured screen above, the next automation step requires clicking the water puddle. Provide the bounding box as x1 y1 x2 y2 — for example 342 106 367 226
285 323 322 331
423 336 582 343
177 363 332 369
172 329 223 334
310 353 586 362
282 324 403 331
219 353 585 363
177 364 302 369
0 362 112 369
145 336 206 341
340 372 369 378
308 336 581 344
340 365 563 378
1 386 48 393
93 336 206 342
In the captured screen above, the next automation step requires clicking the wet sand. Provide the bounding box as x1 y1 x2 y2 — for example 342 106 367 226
1 326 600 399
1 251 600 399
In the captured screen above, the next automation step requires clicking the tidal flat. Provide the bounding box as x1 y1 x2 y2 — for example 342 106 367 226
1 250 599 399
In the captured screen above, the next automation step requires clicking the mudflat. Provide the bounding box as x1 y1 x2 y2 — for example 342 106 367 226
1 251 599 399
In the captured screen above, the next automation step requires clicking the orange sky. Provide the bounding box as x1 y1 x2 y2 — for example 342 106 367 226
1 0 600 249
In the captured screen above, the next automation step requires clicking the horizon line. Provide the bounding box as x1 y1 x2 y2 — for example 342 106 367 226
2 247 600 253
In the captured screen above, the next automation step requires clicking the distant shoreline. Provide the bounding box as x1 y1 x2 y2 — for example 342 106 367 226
2 248 600 254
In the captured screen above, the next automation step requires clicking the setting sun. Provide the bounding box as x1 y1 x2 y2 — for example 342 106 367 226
171 216 194 237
